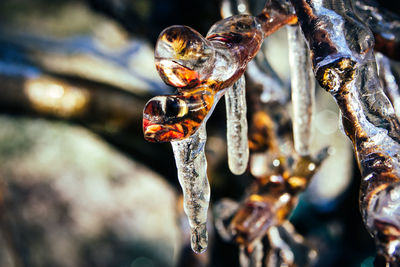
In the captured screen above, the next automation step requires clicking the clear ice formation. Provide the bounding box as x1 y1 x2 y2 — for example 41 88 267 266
353 0 400 61
171 123 210 253
291 0 400 263
143 0 296 254
287 25 315 156
376 53 400 120
225 75 249 175
144 0 400 262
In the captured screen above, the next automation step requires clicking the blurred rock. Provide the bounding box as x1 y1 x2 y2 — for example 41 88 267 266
0 0 169 95
0 115 180 267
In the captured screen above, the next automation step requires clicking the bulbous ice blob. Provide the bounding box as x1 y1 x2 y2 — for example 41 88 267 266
143 88 215 142
207 15 263 64
155 26 215 88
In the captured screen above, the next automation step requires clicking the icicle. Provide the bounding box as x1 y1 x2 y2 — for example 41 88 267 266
171 123 210 253
225 75 249 175
287 25 315 156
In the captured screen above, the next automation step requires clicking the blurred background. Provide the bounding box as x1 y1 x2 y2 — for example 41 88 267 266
0 0 378 266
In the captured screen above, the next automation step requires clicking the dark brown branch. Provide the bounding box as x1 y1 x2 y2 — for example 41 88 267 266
353 0 400 61
291 0 400 263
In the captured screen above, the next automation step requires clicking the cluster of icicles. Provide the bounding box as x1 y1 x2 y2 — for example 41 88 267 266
143 6 297 253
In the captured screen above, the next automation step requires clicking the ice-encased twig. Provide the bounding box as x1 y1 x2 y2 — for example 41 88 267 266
171 123 210 253
144 0 297 143
353 0 400 61
144 0 298 255
287 25 315 156
225 75 249 175
376 53 400 120
291 0 400 263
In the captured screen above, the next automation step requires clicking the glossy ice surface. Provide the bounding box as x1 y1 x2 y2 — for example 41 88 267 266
143 88 215 142
291 0 400 263
287 25 315 156
154 26 215 89
229 154 326 246
143 0 301 255
171 124 210 253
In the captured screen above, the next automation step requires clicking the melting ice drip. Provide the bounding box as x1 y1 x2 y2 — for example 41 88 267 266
171 123 210 253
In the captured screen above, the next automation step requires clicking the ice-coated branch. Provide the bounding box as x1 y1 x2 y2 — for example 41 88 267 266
287 24 315 156
291 0 400 264
225 75 249 175
143 0 297 143
171 123 210 253
353 0 400 61
376 53 400 120
143 1 298 253
229 149 328 246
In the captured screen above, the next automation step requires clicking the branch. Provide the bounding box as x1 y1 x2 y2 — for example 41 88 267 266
353 0 400 61
291 0 400 263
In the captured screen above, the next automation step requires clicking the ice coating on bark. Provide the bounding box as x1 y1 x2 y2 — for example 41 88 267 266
225 75 249 175
171 123 210 253
287 25 315 156
355 55 400 142
291 0 400 263
376 53 400 120
353 0 400 61
340 69 400 263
